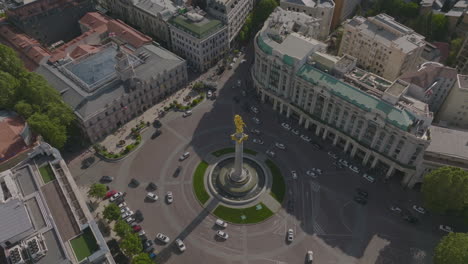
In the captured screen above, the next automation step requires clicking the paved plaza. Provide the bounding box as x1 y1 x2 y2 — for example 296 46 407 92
67 43 467 264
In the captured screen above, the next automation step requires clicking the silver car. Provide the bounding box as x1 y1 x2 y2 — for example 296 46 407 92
287 229 294 242
156 233 170 243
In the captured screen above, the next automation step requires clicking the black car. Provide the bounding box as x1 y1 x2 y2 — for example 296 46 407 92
134 210 144 222
355 188 368 198
142 239 153 252
353 196 367 205
153 120 162 128
174 166 182 177
147 182 157 191
233 96 240 103
130 178 140 187
403 215 419 224
151 130 162 139
100 176 114 183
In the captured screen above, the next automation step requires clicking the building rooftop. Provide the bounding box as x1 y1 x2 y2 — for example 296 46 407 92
169 12 224 39
457 74 468 90
399 62 457 91
426 125 468 160
0 199 34 244
282 0 334 8
134 0 180 21
0 111 32 164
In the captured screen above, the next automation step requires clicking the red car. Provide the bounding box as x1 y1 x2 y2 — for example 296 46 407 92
132 225 142 232
105 190 117 199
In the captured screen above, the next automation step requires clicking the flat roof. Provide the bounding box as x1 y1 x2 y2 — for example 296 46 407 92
169 15 223 39
36 230 66 264
0 199 34 243
282 0 334 8
296 64 415 130
426 126 468 160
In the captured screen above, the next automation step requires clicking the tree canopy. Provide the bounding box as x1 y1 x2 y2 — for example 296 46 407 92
88 183 107 200
120 233 143 257
422 166 468 214
103 203 121 221
237 0 278 43
434 233 468 264
132 253 153 264
114 219 132 237
0 44 75 149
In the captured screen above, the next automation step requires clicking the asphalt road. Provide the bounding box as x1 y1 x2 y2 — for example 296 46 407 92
67 42 461 264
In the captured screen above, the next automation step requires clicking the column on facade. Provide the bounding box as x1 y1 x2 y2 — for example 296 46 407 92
309 92 318 114
357 122 368 141
386 165 395 178
315 125 321 136
333 134 339 146
299 115 304 126
286 105 291 118
350 144 358 158
344 140 351 152
304 119 310 129
273 98 278 111
320 98 330 120
322 128 328 140
370 128 382 149
261 92 265 103
370 156 379 168
279 102 284 114
362 151 371 166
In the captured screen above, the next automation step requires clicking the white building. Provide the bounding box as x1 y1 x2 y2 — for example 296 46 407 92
168 9 229 72
205 0 253 42
279 0 334 40
436 74 468 129
253 11 433 187
339 14 426 81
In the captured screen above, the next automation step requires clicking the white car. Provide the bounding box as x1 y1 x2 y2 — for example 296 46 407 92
275 142 286 150
327 151 338 159
306 250 314 263
300 135 311 142
237 80 241 87
339 159 349 167
390 206 402 213
412 205 426 214
138 230 146 236
121 210 134 219
349 165 359 173
166 191 173 204
250 129 260 135
311 168 323 174
182 110 192 118
118 202 127 208
175 239 186 252
216 230 229 239
439 225 453 233
266 150 275 158
146 192 158 201
179 152 190 161
207 91 212 98
156 233 170 243
362 173 375 183
306 170 317 178
125 217 135 224
252 138 264 145
215 219 228 228
281 123 291 130
110 192 124 202
240 59 247 63
291 170 298 180
250 106 259 114
291 129 299 135
252 117 260 124
120 207 130 214
287 229 294 242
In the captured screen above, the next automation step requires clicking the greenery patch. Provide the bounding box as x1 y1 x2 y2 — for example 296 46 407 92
70 228 99 261
213 203 273 224
244 148 257 155
265 159 285 203
211 148 235 157
39 165 55 183
193 161 210 205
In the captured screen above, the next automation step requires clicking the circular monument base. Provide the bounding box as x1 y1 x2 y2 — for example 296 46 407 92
218 167 257 197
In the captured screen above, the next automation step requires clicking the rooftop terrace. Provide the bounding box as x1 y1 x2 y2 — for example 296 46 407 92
169 14 224 39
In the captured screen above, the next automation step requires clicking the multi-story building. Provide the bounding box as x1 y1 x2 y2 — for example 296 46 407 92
436 74 468 128
253 12 433 187
168 8 228 72
100 0 180 47
0 142 112 263
330 0 360 29
34 12 187 142
279 0 334 40
455 33 468 74
399 62 458 114
3 0 94 45
205 0 253 42
339 14 426 81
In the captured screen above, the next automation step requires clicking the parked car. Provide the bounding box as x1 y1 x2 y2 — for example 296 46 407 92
291 170 298 180
353 196 367 205
403 215 419 224
250 129 261 135
215 219 227 228
105 190 117 199
311 168 322 174
300 135 311 142
291 129 299 135
390 206 402 213
362 174 375 183
121 210 134 219
100 176 114 183
355 188 368 198
266 150 275 158
287 229 294 242
132 225 142 232
207 90 212 98
147 182 157 191
237 80 241 87
143 239 154 252
252 117 261 124
216 230 229 240
146 192 158 201
118 202 127 208
120 207 130 214
166 191 173 204
125 217 136 224
306 170 317 178
179 152 190 161
311 143 322 150
252 138 264 145
439 225 453 233
110 192 124 202
155 233 170 243
174 166 182 177
349 165 359 173
327 151 338 159
175 239 186 252
151 130 162 139
306 250 314 263
275 142 286 150
134 210 144 222
281 123 291 130
182 110 192 117
250 106 259 114
412 205 426 214
138 230 146 237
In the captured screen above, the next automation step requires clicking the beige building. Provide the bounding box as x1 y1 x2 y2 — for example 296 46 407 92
330 0 361 29
253 11 433 187
436 74 468 129
205 0 253 42
279 0 334 40
168 9 229 72
339 14 426 81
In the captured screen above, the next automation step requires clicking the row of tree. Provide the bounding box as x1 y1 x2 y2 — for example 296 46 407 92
421 167 468 263
0 44 75 149
237 0 278 43
88 184 154 264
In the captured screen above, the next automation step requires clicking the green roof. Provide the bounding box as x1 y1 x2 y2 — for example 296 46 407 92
296 64 415 131
283 54 294 66
257 35 272 55
169 15 223 39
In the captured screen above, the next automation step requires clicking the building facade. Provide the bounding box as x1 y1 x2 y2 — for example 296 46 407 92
205 0 253 42
436 74 468 128
279 0 334 40
455 33 468 75
399 62 458 114
253 12 432 187
339 14 426 81
168 9 228 72
330 0 361 29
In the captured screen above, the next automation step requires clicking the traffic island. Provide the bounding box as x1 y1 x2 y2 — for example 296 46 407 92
265 159 285 203
193 161 210 205
212 203 274 224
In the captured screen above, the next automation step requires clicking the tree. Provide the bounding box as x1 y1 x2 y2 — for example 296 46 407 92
447 37 464 66
0 44 25 78
114 219 132 237
103 203 121 221
0 71 19 109
120 233 143 257
27 113 68 149
431 14 449 42
14 101 34 119
421 166 468 214
434 233 468 264
132 253 153 264
88 183 107 199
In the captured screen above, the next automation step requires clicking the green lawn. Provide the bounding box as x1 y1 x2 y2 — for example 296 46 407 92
39 165 55 183
265 159 285 203
212 147 257 157
70 228 99 262
213 203 274 224
244 148 258 155
193 161 210 205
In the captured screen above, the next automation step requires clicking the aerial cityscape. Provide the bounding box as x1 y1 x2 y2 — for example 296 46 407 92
1 0 468 263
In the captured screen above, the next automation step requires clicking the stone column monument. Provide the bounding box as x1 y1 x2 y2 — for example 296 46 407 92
229 115 249 183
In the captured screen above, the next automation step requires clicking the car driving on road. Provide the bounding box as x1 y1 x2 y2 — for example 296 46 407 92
175 239 186 252
155 233 170 243
281 123 291 130
179 152 190 161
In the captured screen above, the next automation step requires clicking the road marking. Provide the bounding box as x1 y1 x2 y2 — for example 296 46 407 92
313 222 325 235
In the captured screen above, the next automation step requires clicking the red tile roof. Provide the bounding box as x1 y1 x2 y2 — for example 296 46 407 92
0 115 27 161
107 19 152 48
79 12 108 30
432 42 450 63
